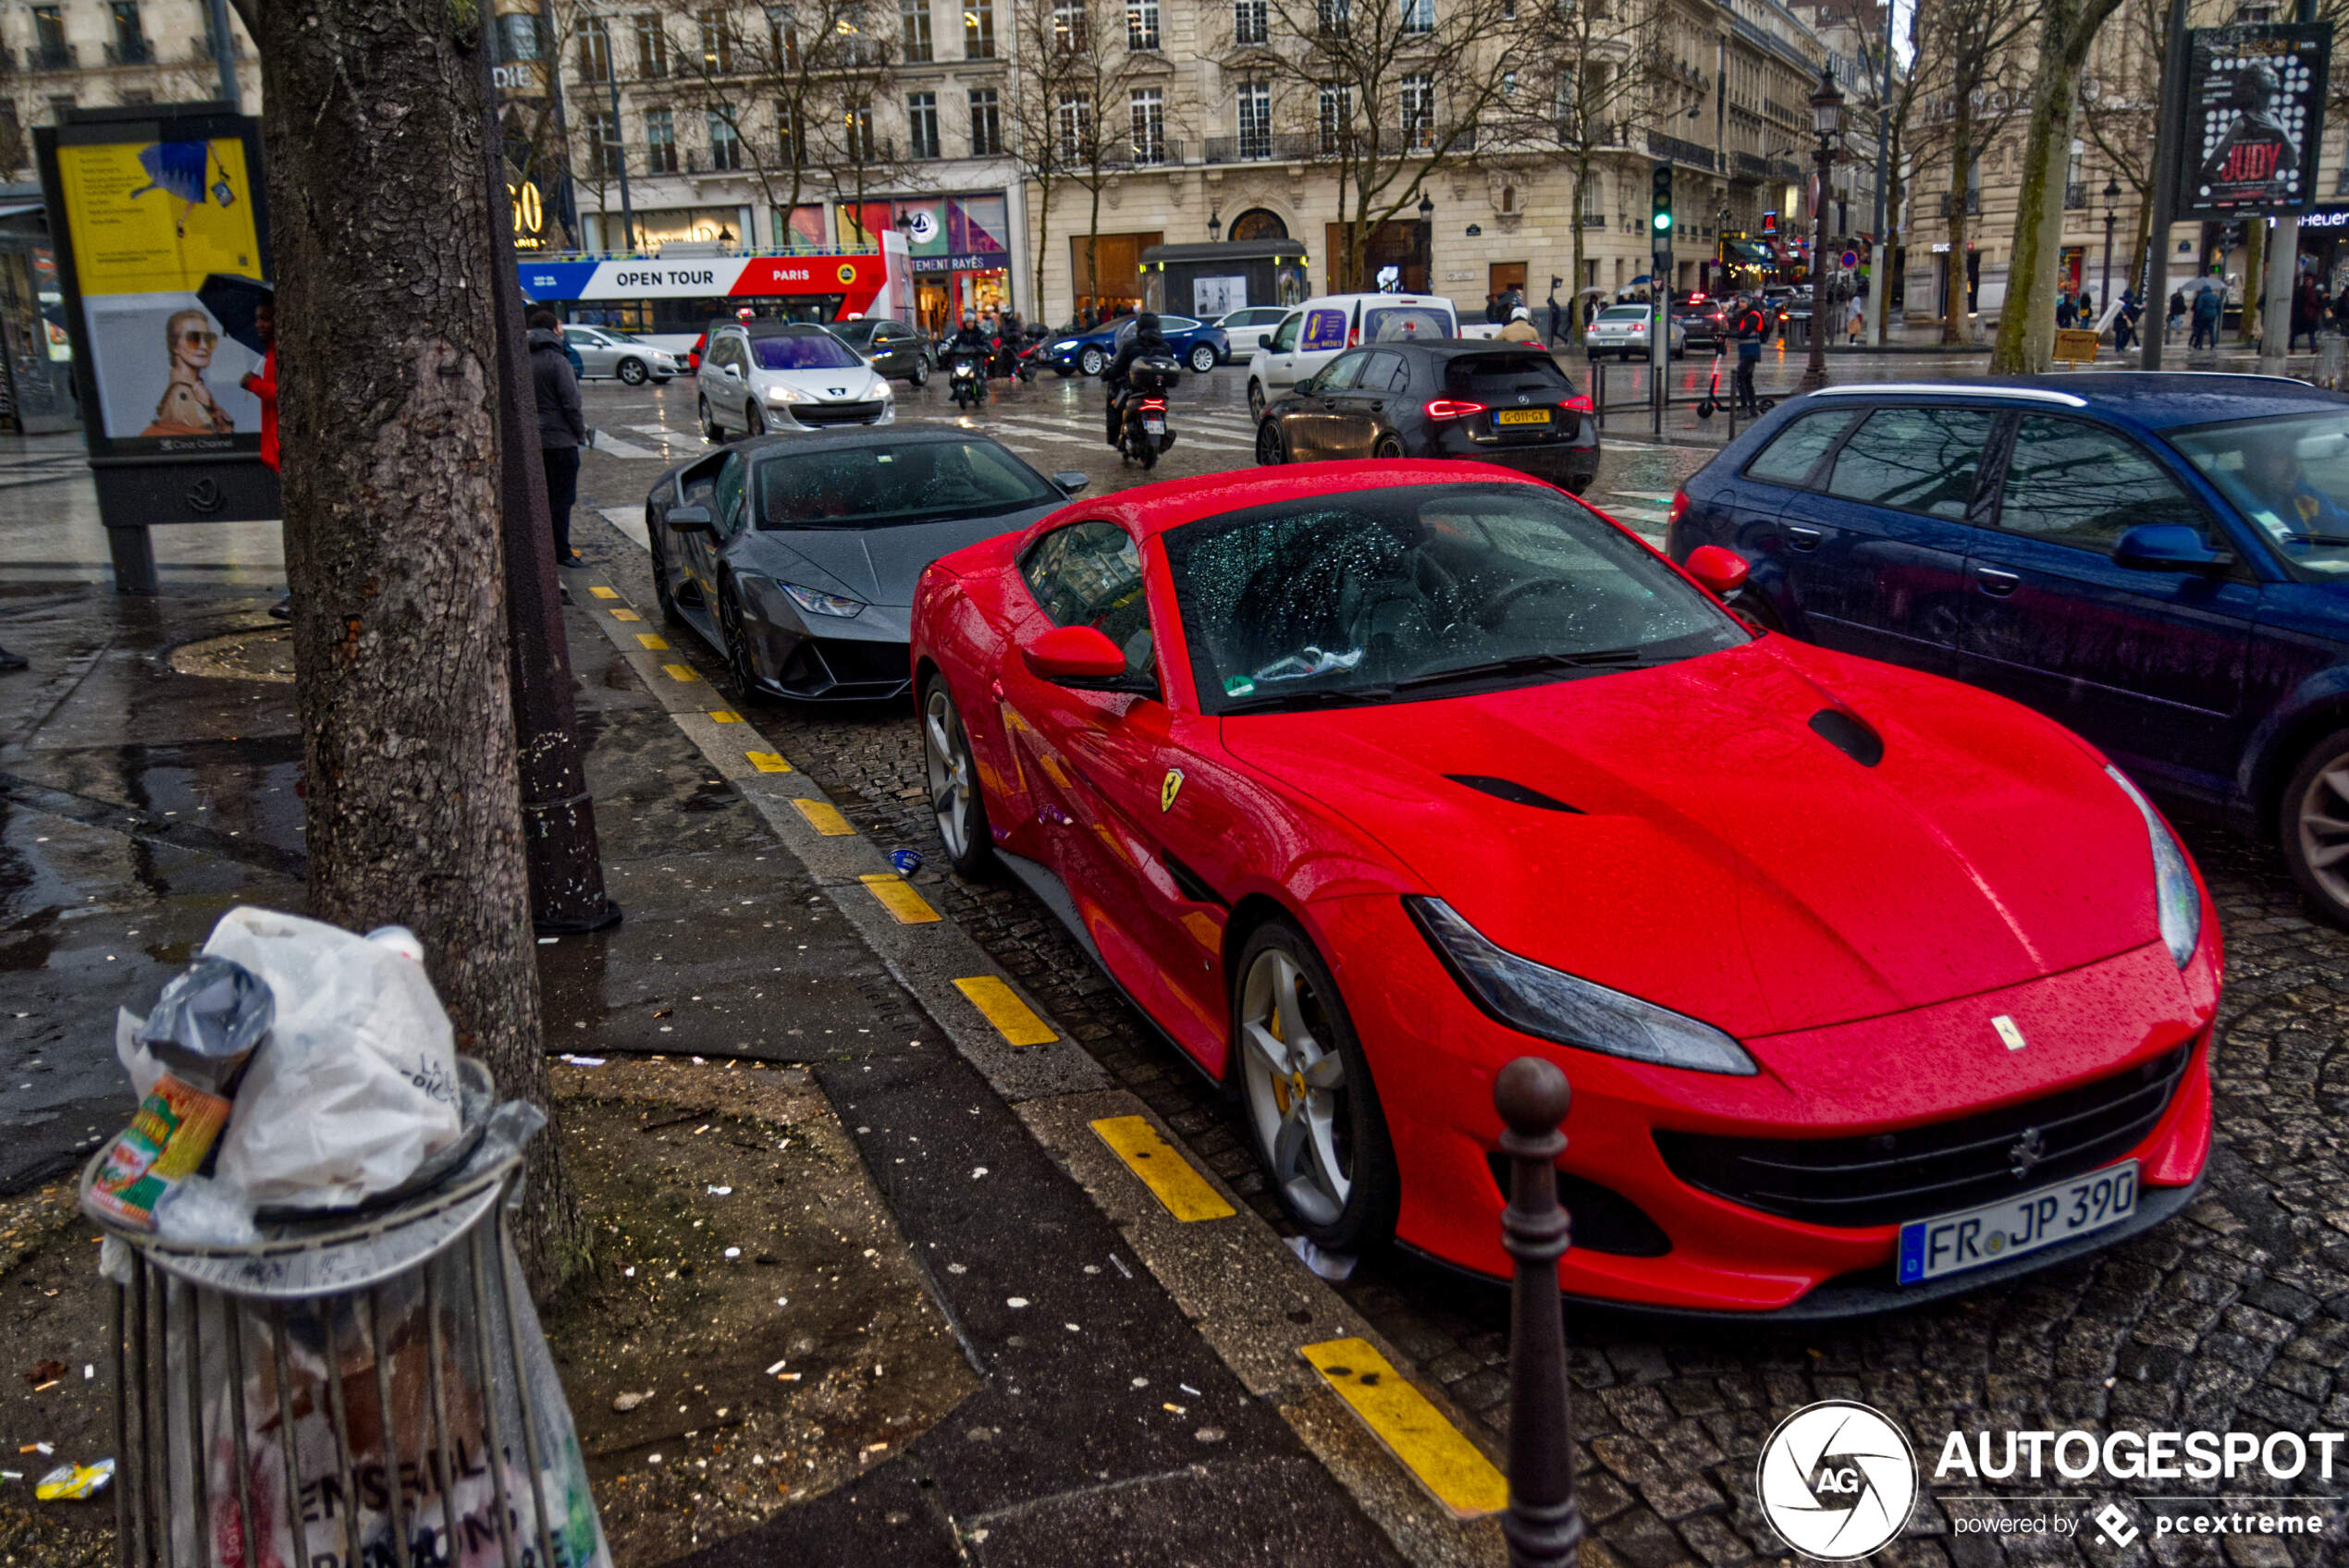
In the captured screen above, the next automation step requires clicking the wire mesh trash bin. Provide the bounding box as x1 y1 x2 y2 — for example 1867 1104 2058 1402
90 1139 610 1568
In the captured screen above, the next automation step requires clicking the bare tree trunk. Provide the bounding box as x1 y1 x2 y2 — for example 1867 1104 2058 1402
1942 152 1971 345
2239 220 2264 344
1990 0 2124 373
1032 177 1054 322
252 0 582 1288
1569 161 1588 345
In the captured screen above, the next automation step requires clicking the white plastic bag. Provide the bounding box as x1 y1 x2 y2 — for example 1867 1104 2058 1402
203 907 464 1210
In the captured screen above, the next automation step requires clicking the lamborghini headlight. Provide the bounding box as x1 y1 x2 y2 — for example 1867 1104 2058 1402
1407 897 1756 1074
782 582 865 619
2107 766 2200 968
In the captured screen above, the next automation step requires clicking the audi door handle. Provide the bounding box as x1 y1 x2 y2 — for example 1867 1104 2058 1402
1784 525 1824 551
1975 568 2021 597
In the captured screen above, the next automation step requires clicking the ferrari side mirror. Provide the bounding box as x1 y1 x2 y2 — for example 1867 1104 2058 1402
1685 544 1750 599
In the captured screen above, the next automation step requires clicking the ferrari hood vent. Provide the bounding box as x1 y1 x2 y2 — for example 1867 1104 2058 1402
1807 708 1884 767
1445 774 1583 813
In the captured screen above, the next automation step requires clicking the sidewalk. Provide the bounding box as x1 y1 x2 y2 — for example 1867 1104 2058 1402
0 529 1514 1566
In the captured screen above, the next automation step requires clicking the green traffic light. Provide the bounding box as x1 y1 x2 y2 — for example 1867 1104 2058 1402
1653 214 1671 230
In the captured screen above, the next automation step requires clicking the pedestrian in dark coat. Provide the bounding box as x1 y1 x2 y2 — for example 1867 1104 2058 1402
2292 275 2322 351
528 308 587 567
2056 290 2078 329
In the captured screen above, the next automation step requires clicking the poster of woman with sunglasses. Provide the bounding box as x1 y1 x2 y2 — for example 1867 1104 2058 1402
140 308 236 437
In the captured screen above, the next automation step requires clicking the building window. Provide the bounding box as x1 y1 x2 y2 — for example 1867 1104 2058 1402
907 91 940 157
1052 0 1088 51
968 87 1002 154
634 14 668 77
1400 0 1433 31
46 94 76 125
901 0 933 60
1400 74 1433 150
1318 85 1351 153
1234 0 1266 43
844 102 876 161
1130 87 1164 163
964 0 995 55
1127 0 1160 49
31 6 69 67
587 111 624 177
1317 0 1347 35
708 112 743 167
579 18 612 81
645 107 678 171
1236 81 1270 158
696 10 732 71
776 102 799 162
109 2 150 64
1056 92 1090 160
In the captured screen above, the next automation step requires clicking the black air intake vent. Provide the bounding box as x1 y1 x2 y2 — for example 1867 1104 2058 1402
1445 775 1582 813
1808 709 1884 767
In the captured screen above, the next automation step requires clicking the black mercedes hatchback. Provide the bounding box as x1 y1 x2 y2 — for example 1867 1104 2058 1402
1251 339 1599 495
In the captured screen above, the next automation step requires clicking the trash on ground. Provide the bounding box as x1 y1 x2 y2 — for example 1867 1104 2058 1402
1285 1234 1359 1281
24 1360 64 1387
707 1184 732 1195
561 1054 608 1066
764 1358 788 1375
890 848 923 875
612 1390 652 1413
35 1459 114 1501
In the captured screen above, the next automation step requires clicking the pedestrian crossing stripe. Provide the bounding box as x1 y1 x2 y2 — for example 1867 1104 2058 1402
792 798 856 836
1300 1338 1507 1519
589 586 621 600
1089 1114 1236 1221
610 608 642 622
661 662 701 682
746 750 793 773
636 633 670 650
859 871 941 924
953 975 1058 1047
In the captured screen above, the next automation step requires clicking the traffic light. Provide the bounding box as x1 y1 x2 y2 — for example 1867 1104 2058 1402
1651 165 1674 239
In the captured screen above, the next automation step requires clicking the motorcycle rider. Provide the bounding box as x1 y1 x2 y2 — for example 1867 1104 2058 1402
1103 312 1171 446
946 312 991 399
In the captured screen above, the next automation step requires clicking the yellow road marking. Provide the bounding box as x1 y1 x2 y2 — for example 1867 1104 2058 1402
791 798 855 836
661 663 701 683
859 872 941 925
610 607 642 622
709 710 744 723
636 632 670 650
1089 1115 1235 1221
746 751 793 774
953 976 1057 1047
1301 1339 1506 1519
589 586 620 600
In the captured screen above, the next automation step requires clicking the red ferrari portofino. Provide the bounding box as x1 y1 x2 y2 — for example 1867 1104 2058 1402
909 463 2220 1316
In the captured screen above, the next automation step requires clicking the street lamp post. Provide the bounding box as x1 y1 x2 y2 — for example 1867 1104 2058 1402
1418 193 1435 294
1799 65 1844 392
2100 179 2121 313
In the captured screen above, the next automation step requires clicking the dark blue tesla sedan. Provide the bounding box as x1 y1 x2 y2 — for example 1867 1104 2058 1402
1666 374 2349 923
1040 313 1231 377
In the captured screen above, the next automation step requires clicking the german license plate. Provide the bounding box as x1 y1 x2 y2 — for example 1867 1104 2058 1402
1496 409 1550 426
1897 1161 2137 1285
1142 417 1165 435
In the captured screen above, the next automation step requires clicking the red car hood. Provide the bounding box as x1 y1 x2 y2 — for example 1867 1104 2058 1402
1222 637 2165 1040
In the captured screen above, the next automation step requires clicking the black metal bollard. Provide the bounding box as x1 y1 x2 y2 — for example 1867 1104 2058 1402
1496 1056 1585 1568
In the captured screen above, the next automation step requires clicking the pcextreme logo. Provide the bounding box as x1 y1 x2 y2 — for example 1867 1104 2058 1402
1756 1401 1920 1561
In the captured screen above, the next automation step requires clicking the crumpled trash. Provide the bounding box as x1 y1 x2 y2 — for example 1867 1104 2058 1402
35 1459 114 1501
890 848 924 875
152 1174 260 1245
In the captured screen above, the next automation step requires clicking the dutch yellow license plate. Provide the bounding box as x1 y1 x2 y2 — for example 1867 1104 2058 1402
1495 409 1550 426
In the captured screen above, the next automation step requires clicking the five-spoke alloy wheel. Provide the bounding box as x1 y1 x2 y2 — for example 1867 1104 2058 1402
922 676 995 876
2282 729 2349 926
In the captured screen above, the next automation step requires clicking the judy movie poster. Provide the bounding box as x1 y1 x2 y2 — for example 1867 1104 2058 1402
50 126 270 456
2179 24 2332 219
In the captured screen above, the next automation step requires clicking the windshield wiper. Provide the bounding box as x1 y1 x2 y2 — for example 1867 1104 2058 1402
1394 647 1654 692
1219 684 1399 715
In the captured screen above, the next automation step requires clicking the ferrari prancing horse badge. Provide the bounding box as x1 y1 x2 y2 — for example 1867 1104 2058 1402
1161 768 1184 812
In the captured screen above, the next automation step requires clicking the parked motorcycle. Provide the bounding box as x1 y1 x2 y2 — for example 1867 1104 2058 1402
949 350 989 410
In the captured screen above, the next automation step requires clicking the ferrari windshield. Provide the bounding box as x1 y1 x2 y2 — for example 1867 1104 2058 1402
2170 411 2349 582
1164 483 1745 712
757 441 1059 529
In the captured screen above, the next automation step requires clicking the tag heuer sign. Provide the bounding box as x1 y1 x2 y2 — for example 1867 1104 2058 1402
2177 23 2331 218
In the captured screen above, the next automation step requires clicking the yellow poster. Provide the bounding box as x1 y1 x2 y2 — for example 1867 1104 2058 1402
56 137 261 297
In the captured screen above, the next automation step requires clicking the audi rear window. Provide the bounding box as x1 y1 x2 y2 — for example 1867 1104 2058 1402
1445 354 1575 397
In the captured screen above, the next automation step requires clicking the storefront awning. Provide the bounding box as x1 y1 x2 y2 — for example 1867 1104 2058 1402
1721 239 1775 264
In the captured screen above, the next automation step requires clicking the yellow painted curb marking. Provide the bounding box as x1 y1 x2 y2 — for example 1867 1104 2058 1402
859 872 941 925
662 663 701 683
636 633 670 650
1301 1338 1506 1519
953 976 1057 1047
610 607 642 622
791 798 855 837
709 710 744 723
1089 1115 1235 1221
746 751 793 774
589 586 620 600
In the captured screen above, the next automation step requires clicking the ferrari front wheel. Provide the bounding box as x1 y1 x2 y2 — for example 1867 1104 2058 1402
922 675 994 877
1235 921 1397 1253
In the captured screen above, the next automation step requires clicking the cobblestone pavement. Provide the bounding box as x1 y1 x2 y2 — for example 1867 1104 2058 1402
574 377 2349 1567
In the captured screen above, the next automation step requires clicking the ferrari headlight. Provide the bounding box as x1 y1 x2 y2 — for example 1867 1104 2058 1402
781 582 865 619
1406 897 1756 1075
2107 766 2200 967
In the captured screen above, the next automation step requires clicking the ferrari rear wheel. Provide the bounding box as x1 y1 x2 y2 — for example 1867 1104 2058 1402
1235 922 1397 1252
922 675 995 877
2281 729 2349 927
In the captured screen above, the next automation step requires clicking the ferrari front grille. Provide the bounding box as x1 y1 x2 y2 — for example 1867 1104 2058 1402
1653 1042 2193 1229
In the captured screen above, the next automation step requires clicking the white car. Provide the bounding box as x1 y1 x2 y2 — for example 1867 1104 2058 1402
1585 304 1686 361
564 325 682 385
1212 306 1295 355
695 323 896 438
1246 292 1457 418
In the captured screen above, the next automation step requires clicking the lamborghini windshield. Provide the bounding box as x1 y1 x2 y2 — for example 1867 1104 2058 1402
756 441 1060 529
1164 483 1745 713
